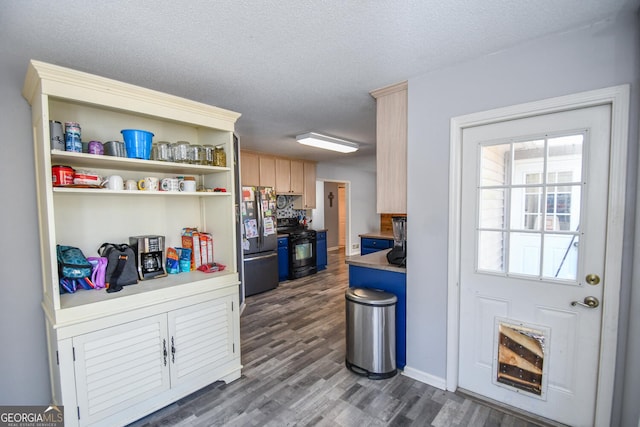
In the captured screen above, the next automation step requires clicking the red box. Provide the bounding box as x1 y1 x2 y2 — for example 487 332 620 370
200 233 213 265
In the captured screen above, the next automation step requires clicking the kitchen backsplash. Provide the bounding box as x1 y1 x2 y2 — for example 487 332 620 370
276 195 309 219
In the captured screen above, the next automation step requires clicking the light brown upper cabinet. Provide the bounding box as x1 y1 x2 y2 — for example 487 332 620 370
371 81 407 214
290 160 305 194
276 158 304 194
275 158 291 193
240 151 260 186
303 161 317 209
241 151 315 207
241 150 276 187
259 155 276 188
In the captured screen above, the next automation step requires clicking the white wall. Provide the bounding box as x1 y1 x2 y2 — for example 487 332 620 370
316 157 378 255
406 13 639 426
311 180 325 229
0 57 51 404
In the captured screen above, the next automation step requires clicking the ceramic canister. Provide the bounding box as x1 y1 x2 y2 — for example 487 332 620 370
52 165 74 186
49 121 65 150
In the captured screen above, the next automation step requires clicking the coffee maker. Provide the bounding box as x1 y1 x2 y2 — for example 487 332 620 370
386 216 406 267
129 235 167 280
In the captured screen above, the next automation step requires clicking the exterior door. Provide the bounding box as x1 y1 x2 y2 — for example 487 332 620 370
458 104 611 426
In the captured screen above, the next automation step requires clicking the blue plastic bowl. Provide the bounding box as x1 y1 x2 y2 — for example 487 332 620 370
121 129 154 160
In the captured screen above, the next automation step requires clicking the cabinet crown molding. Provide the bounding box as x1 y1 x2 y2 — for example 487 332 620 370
23 60 241 130
370 81 408 99
240 149 316 164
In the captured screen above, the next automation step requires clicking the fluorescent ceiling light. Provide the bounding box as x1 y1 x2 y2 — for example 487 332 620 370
296 132 359 153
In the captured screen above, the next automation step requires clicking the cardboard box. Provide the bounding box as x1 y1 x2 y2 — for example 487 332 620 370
200 232 213 265
181 228 202 270
199 233 209 266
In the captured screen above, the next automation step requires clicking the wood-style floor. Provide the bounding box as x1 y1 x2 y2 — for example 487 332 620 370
130 249 556 427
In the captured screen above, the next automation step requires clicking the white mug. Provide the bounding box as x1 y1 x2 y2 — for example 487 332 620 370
102 175 124 191
138 176 159 191
161 177 180 192
125 179 138 191
179 178 197 192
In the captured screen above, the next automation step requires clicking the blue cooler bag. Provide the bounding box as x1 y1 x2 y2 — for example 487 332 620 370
56 245 92 279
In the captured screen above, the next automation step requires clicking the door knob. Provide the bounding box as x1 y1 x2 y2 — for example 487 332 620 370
571 296 600 309
585 274 600 285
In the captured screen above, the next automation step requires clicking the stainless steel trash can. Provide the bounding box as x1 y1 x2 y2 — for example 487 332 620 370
345 287 397 379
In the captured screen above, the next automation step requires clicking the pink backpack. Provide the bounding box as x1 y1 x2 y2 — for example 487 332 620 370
87 257 108 289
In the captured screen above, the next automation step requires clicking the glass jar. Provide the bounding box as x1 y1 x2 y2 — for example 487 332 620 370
155 141 171 162
202 144 215 166
189 144 204 165
174 141 190 163
213 145 227 167
168 142 177 162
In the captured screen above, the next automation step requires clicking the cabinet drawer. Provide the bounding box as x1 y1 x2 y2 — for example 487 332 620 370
361 237 393 255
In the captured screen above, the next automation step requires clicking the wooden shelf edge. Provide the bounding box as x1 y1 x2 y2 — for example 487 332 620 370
51 150 231 174
53 187 231 196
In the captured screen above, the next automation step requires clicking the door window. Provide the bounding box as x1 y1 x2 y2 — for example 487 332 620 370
477 133 584 281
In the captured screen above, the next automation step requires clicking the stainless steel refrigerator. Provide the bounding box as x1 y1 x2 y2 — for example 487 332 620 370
241 186 278 296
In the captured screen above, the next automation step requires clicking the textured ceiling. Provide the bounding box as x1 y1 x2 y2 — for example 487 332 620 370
1 1 637 165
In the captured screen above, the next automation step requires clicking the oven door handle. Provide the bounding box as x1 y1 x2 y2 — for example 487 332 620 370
244 252 278 262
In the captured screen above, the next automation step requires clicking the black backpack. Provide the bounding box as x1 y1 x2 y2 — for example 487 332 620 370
98 243 138 293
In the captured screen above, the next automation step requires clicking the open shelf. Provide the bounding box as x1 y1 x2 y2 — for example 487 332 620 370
51 150 231 175
59 270 237 311
52 187 232 196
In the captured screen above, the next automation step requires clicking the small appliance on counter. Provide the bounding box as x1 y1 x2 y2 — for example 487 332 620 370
129 235 168 280
386 216 406 267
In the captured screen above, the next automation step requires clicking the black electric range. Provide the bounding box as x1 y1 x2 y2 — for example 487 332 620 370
277 218 317 279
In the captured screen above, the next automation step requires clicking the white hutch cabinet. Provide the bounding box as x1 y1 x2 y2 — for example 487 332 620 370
22 60 242 427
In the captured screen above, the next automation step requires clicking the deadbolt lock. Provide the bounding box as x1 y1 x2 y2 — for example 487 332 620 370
585 274 600 286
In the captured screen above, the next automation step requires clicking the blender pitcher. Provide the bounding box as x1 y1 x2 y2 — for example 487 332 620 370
387 216 407 266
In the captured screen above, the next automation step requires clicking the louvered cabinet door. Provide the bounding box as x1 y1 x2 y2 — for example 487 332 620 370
73 314 170 426
168 297 236 386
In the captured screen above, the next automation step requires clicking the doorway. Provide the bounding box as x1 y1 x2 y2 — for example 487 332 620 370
316 179 351 256
447 86 629 426
338 186 346 247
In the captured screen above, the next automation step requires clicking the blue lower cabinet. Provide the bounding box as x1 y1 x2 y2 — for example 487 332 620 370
277 236 289 281
316 231 327 270
361 237 393 255
348 265 407 369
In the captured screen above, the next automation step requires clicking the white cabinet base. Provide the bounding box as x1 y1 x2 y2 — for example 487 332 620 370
49 288 241 427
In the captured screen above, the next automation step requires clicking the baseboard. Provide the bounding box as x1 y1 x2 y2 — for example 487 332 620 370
457 388 566 427
402 366 446 390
